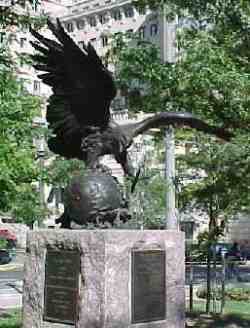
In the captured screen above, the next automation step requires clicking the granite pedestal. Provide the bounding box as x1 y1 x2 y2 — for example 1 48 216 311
23 230 185 328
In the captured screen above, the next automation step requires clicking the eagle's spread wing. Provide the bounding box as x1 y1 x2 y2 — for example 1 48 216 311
30 19 116 159
124 112 233 145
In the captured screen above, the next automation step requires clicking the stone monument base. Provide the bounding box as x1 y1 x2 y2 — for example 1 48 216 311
23 230 185 328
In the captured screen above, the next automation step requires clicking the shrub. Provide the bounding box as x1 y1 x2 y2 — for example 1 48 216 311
196 286 250 301
0 238 8 249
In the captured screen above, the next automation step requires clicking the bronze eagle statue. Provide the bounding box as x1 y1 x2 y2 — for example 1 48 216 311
30 19 232 178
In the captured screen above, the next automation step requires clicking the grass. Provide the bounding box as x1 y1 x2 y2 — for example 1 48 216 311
223 301 250 315
0 309 21 328
186 301 250 327
190 300 250 315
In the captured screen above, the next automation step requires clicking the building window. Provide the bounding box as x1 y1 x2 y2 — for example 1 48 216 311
33 0 38 12
33 80 40 94
90 38 97 45
66 22 74 32
138 6 146 15
20 37 26 48
21 23 29 32
8 34 15 45
124 6 134 18
101 35 108 47
19 78 29 92
0 32 6 43
139 26 146 39
99 13 108 24
150 24 158 36
19 0 25 8
112 10 121 21
89 16 97 27
20 56 25 67
76 20 85 30
19 78 25 91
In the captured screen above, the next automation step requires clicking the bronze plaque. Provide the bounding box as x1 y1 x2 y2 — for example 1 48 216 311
43 249 80 325
131 250 166 324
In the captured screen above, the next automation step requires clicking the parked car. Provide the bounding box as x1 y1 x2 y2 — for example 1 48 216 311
213 243 246 264
213 243 230 259
0 249 12 265
0 228 17 248
186 242 245 264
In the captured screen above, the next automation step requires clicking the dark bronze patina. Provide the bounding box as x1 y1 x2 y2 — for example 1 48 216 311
131 250 166 323
30 19 232 228
43 249 80 325
60 170 130 227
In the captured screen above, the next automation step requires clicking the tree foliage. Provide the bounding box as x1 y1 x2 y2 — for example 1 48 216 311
110 0 250 200
0 1 49 225
110 33 250 135
109 34 172 114
45 157 85 188
0 49 43 224
178 135 250 221
134 0 250 30
130 168 167 228
11 183 48 227
0 0 46 29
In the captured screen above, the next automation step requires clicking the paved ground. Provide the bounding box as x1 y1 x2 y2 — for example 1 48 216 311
0 250 24 309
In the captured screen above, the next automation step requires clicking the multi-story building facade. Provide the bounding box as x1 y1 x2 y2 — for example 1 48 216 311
59 0 177 64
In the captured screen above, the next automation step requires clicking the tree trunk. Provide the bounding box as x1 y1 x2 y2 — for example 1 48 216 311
221 253 226 314
212 244 217 313
206 246 212 313
189 261 194 311
206 194 217 314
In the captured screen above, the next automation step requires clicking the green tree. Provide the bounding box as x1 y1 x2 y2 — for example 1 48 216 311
130 168 167 228
11 184 48 228
0 49 43 225
0 0 46 29
110 0 250 220
109 34 172 114
110 0 250 313
134 0 250 32
45 157 85 188
110 33 250 133
177 134 250 312
0 2 48 225
0 238 8 249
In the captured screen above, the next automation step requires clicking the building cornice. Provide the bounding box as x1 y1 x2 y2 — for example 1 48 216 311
60 0 132 21
43 0 68 8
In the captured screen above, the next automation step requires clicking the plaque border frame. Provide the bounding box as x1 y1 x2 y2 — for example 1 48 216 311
43 248 80 326
131 249 166 324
